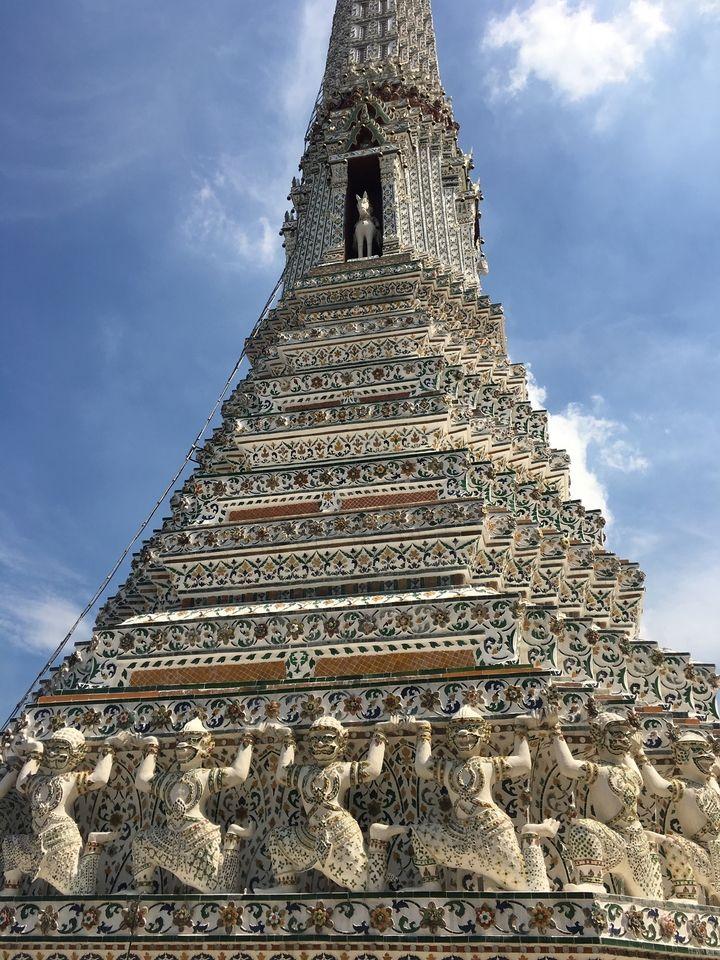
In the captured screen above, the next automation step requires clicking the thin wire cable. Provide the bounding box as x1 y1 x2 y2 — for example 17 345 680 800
2 269 286 731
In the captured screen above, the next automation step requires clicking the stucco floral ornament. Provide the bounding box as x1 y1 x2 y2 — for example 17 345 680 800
226 701 247 724
82 907 100 931
0 904 16 932
218 901 241 934
475 903 496 930
659 915 678 940
264 906 286 931
307 902 333 933
264 700 282 720
81 708 102 730
172 905 194 933
343 694 363 715
585 904 608 934
624 906 645 936
369 905 393 933
152 704 174 729
689 917 709 945
121 902 147 933
37 906 59 935
420 902 447 933
528 903 555 934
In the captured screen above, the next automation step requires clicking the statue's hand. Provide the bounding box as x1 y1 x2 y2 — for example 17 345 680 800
238 723 266 742
539 710 563 737
106 731 136 751
376 714 404 735
263 721 291 740
630 736 648 764
16 736 43 757
135 734 159 748
404 716 432 736
514 713 538 736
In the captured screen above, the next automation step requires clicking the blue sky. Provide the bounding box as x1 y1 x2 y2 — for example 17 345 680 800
1 0 719 719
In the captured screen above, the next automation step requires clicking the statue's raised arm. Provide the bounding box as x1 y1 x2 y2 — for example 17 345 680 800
0 737 25 801
643 729 720 902
551 709 663 899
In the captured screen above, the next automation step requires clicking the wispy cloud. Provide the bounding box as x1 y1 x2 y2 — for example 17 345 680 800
527 370 648 519
0 49 172 222
484 0 671 102
280 0 335 117
182 165 279 269
0 514 90 654
180 0 334 269
0 591 90 654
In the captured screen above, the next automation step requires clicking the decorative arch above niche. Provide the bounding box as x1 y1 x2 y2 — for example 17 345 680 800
340 99 390 153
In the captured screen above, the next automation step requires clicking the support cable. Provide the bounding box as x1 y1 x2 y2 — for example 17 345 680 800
2 269 286 732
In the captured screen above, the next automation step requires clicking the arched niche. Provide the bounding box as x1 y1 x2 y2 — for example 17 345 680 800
344 153 383 260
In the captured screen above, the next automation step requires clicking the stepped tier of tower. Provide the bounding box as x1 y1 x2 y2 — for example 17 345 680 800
37 259 717 729
18 258 717 902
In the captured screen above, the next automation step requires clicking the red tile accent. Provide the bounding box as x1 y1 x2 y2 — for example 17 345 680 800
129 660 286 688
228 501 320 522
314 648 475 679
284 391 410 413
343 489 438 510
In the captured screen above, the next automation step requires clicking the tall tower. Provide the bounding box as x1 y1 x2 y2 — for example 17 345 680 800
2 2 719 959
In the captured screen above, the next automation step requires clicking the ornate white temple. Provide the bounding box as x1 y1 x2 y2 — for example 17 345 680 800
2 1 720 958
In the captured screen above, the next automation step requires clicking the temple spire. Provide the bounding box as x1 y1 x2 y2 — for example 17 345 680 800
278 0 477 288
321 0 443 104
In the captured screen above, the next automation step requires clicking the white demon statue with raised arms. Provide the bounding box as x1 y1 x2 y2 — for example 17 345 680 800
637 727 720 903
262 713 405 892
1 727 115 895
127 717 257 893
404 706 559 892
549 707 663 898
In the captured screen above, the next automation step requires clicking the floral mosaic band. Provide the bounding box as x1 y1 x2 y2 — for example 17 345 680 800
1 892 718 953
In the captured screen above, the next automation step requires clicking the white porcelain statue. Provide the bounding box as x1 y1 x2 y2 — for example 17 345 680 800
550 709 663 898
1 728 115 895
637 729 720 903
261 713 405 892
0 741 21 801
405 706 558 892
354 190 380 259
126 718 255 893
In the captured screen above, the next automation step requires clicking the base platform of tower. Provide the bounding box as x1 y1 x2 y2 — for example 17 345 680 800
2 2 719 960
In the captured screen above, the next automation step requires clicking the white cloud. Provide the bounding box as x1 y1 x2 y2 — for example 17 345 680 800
484 0 671 101
281 0 335 117
97 315 125 363
527 369 648 519
643 558 720 662
183 168 279 268
0 513 91 655
526 369 548 408
0 591 91 653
